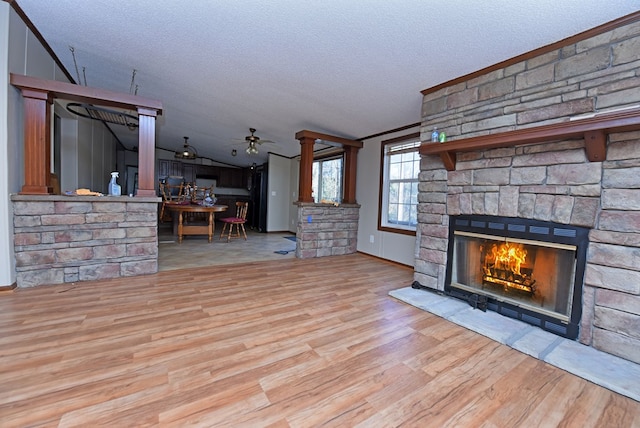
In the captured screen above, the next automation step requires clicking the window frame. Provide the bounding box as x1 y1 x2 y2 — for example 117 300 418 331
312 151 344 203
378 132 421 236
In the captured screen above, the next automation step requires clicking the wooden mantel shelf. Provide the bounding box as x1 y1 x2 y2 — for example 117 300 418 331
419 107 640 171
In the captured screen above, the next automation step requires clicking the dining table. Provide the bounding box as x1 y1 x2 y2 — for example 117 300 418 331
166 203 228 243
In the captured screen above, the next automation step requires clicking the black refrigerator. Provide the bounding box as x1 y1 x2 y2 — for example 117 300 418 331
250 163 268 232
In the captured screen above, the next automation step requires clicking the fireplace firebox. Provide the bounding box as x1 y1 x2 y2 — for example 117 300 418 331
444 215 589 339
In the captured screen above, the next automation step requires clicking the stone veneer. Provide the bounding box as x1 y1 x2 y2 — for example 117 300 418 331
296 203 359 258
415 18 640 365
12 195 160 287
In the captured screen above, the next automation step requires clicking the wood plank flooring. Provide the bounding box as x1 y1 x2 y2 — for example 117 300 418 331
1 254 638 427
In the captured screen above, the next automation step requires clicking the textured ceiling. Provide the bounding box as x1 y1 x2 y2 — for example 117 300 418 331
14 0 640 166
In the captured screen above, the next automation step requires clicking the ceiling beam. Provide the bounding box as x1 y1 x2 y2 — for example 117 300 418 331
295 130 363 148
10 73 163 113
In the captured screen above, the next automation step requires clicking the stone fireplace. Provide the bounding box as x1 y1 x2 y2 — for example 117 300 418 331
413 15 640 366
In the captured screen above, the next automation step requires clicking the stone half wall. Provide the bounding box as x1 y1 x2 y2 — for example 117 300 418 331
12 195 160 287
296 203 359 258
415 17 640 365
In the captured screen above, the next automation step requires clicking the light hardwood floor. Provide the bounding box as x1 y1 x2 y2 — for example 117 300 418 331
1 254 638 427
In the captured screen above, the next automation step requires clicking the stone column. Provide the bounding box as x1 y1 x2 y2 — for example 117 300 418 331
413 155 449 291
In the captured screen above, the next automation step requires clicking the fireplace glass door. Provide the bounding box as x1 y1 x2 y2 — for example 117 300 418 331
451 231 577 321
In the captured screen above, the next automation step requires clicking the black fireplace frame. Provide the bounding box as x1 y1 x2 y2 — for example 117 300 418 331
444 215 590 339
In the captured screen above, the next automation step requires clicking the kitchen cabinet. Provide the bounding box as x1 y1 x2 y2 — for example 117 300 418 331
158 159 183 179
217 167 244 188
182 164 196 184
158 161 247 190
197 165 219 179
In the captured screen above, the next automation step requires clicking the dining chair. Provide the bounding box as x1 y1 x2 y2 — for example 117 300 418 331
219 201 248 242
159 177 186 222
191 185 214 204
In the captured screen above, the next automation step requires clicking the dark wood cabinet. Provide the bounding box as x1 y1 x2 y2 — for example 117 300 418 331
215 196 233 219
197 164 219 179
159 160 246 190
230 169 244 188
217 167 244 188
217 168 232 188
158 159 183 179
182 164 196 184
242 168 251 190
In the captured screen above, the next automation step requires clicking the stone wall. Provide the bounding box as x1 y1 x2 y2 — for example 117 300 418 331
12 195 160 287
296 203 359 258
416 18 640 364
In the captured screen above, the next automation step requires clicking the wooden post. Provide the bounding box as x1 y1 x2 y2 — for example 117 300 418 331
19 89 52 194
136 108 157 197
295 129 363 204
297 136 315 203
343 145 358 204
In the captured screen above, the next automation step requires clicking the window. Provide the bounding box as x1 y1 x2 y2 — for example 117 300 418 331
312 155 343 203
379 134 420 235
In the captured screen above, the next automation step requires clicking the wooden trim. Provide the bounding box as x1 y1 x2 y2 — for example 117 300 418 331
355 250 414 268
438 151 456 171
0 282 17 292
378 133 420 236
359 122 421 141
343 146 357 204
313 148 344 161
10 74 163 113
297 137 315 203
584 130 607 162
381 132 421 145
421 11 640 96
136 109 158 197
378 225 416 237
19 89 52 194
295 130 363 148
419 107 640 171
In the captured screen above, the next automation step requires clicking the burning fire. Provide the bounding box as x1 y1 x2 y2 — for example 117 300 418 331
482 241 536 294
490 242 527 275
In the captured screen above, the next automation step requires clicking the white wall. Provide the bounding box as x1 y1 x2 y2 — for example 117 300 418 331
356 126 419 267
0 3 13 287
1 4 118 286
288 158 299 233
266 153 294 232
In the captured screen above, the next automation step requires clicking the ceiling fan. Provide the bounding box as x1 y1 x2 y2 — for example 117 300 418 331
236 128 274 155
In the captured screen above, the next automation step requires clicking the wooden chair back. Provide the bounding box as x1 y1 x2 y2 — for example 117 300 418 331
160 179 185 202
219 201 249 241
234 201 248 221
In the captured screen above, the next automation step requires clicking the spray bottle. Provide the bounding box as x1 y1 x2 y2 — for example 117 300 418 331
109 172 121 196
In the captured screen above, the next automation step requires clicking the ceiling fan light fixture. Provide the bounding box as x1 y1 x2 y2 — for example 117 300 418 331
175 136 198 160
246 141 259 155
